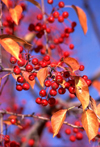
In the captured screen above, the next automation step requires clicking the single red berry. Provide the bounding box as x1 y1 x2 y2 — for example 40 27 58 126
68 80 75 86
76 132 83 140
40 49 46 55
25 64 33 72
10 118 16 124
45 80 51 87
50 62 57 67
62 11 69 18
39 90 46 97
50 89 57 96
10 141 17 147
10 57 17 64
44 55 50 61
41 61 47 68
54 38 59 44
69 86 75 94
17 76 24 83
79 65 84 71
63 51 69 57
86 79 92 86
37 14 43 20
82 75 88 81
69 44 74 50
32 58 38 65
28 139 35 146
34 64 40 70
58 87 66 94
20 46 23 53
42 99 48 106
21 137 26 143
64 82 70 89
73 128 79 133
47 0 53 4
48 16 55 23
17 59 25 67
63 71 70 78
28 23 35 31
53 11 59 18
75 121 80 126
32 72 37 77
65 33 69 38
42 24 46 30
29 74 35 81
8 1 13 7
48 98 56 105
56 75 63 84
35 25 41 32
58 37 64 43
23 83 30 90
58 16 64 22
3 21 9 27
58 1 65 8
46 28 51 33
65 128 71 135
71 21 77 28
13 66 21 75
69 93 75 99
50 44 55 50
70 135 76 142
51 82 59 90
35 97 42 104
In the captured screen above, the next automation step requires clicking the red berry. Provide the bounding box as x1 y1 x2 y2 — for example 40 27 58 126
58 1 65 8
17 76 24 83
32 58 38 65
28 139 35 146
62 11 69 18
48 98 56 105
58 16 64 22
41 61 47 67
35 25 41 32
34 64 40 70
45 80 51 87
70 135 76 142
42 99 48 106
69 44 74 50
16 84 22 91
51 82 59 90
79 65 84 71
13 66 21 75
35 97 42 104
75 121 80 126
29 74 35 81
44 55 50 61
10 141 17 147
39 89 46 97
56 75 63 84
50 89 57 96
71 21 77 28
82 75 88 81
63 71 70 78
23 83 30 90
76 132 83 140
40 49 46 55
63 51 69 57
53 11 59 18
37 14 43 20
58 87 66 94
48 16 54 23
65 128 71 135
47 0 53 4
58 37 64 43
10 57 17 64
69 86 75 94
25 64 33 72
28 23 35 31
10 118 16 124
64 82 70 89
73 128 79 133
32 72 37 77
46 28 51 33
54 38 59 44
42 24 46 30
50 44 55 50
86 79 92 86
17 59 25 67
20 46 23 53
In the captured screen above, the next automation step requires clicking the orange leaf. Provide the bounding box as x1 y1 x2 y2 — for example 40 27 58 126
90 97 97 114
9 5 23 25
75 76 89 110
81 109 99 142
37 67 48 87
51 109 67 137
0 38 20 61
96 104 100 118
92 80 100 95
26 0 41 10
22 71 35 89
1 0 9 8
72 5 88 34
63 57 80 71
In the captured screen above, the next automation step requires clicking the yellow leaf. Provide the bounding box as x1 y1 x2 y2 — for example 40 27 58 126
9 5 23 25
1 0 9 8
0 34 32 49
72 5 88 34
26 0 41 10
75 76 89 110
0 38 20 61
22 71 35 89
81 109 99 142
63 57 80 71
51 109 67 137
37 67 48 87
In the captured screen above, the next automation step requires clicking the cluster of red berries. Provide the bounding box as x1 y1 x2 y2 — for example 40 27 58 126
21 137 35 146
4 135 20 147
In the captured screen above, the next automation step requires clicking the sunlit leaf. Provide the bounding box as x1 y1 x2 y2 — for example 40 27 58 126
75 76 89 110
90 97 97 114
63 57 80 72
26 0 41 10
0 34 32 49
22 71 35 89
9 5 22 25
1 0 9 8
71 5 88 34
37 67 48 87
81 109 99 141
96 104 100 118
0 38 20 61
92 80 100 95
51 109 67 137
24 32 36 43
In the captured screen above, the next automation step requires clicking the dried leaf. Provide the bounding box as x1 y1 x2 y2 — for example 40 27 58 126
26 0 41 10
63 57 80 71
71 5 88 34
90 97 97 114
37 67 48 87
24 32 36 43
22 71 35 89
81 109 99 141
75 76 89 110
96 104 100 118
0 38 20 61
51 109 67 137
9 5 22 25
0 34 32 49
1 0 9 8
92 80 100 95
